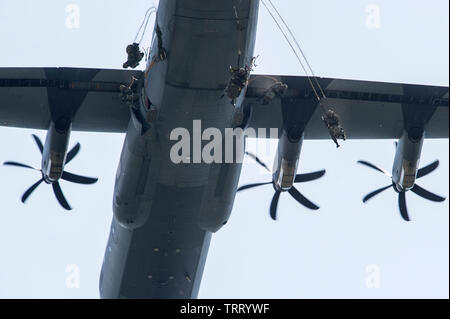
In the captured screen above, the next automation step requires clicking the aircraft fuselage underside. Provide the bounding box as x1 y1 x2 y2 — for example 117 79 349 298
99 0 260 299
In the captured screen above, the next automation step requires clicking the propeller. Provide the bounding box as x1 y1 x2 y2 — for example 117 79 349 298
3 134 98 210
357 160 446 221
238 152 325 220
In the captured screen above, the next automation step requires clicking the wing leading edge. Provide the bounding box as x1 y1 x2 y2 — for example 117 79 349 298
1 68 448 138
0 67 140 133
245 75 449 139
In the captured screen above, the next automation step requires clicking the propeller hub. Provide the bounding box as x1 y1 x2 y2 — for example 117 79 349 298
240 152 324 220
393 183 404 193
43 175 57 185
358 157 445 222
272 182 288 193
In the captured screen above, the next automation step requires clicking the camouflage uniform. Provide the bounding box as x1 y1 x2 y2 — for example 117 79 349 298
322 109 346 148
224 66 251 104
262 82 288 105
123 43 145 69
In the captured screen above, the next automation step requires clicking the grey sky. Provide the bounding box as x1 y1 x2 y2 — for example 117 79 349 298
0 0 448 298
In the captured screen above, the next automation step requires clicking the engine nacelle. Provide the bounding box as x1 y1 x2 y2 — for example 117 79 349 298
41 118 72 183
272 128 303 191
392 129 424 191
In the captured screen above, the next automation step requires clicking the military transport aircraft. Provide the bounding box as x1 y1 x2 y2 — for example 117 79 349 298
0 0 448 298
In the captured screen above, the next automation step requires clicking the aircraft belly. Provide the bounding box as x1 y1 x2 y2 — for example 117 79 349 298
100 0 260 299
101 184 211 299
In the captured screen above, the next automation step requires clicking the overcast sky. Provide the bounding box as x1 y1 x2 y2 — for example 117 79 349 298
0 0 448 298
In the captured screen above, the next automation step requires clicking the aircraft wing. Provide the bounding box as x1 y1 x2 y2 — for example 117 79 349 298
0 67 140 132
1 68 448 138
246 75 449 139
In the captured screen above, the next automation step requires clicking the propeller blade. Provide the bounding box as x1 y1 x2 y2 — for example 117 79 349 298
411 184 446 202
65 143 81 165
362 184 393 203
4 161 38 170
398 191 410 222
52 182 72 210
417 160 439 179
62 171 98 185
21 178 45 203
237 182 272 192
269 191 281 220
357 160 392 177
245 152 271 172
288 186 319 210
294 170 326 183
32 134 44 154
